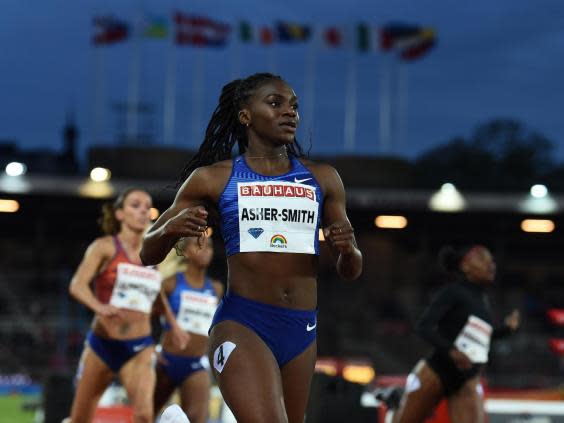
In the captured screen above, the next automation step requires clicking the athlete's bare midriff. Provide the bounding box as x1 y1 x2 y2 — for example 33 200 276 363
92 311 151 340
226 252 318 309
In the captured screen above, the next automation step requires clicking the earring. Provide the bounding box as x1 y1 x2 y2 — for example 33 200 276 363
246 123 250 127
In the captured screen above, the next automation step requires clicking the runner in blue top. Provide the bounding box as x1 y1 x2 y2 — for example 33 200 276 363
153 235 223 423
141 72 363 423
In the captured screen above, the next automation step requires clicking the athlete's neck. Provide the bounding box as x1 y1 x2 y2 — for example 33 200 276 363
184 265 206 287
117 229 143 252
245 143 288 160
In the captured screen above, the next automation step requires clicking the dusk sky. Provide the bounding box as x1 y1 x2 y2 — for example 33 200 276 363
2 0 563 165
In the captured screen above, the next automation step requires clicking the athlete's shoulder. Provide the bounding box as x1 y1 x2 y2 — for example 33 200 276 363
298 157 342 193
207 159 234 170
191 160 233 179
84 235 115 260
92 235 115 251
177 160 233 202
162 274 178 293
211 279 224 298
298 157 339 176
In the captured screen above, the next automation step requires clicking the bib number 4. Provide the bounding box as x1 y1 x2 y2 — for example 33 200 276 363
213 341 236 373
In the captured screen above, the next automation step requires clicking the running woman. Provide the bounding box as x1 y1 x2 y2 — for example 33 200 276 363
393 245 520 423
154 235 223 423
141 73 363 423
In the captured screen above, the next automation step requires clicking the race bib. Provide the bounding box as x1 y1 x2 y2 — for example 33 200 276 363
177 291 218 336
454 315 492 363
238 181 319 254
109 263 162 313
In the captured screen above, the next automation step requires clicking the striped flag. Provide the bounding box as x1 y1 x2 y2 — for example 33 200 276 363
379 23 421 50
92 15 129 45
379 23 436 61
237 21 275 46
175 12 231 47
400 28 436 61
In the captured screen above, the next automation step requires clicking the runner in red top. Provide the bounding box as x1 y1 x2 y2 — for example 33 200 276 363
67 188 181 423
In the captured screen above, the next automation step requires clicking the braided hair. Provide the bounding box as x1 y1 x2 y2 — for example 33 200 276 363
177 72 305 186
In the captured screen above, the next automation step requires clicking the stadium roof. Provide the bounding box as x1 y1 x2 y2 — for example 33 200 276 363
2 173 563 215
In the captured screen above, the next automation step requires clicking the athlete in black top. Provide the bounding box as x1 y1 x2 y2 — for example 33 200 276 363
393 245 519 423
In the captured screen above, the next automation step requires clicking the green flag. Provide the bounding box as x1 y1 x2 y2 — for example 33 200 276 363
143 16 168 38
357 23 370 52
239 21 252 42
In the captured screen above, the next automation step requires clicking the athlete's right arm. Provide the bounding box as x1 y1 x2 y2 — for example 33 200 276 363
140 168 211 266
157 277 190 349
68 238 117 317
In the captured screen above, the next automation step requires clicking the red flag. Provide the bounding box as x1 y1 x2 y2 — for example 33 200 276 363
175 12 230 47
324 27 342 47
260 27 274 45
92 16 129 45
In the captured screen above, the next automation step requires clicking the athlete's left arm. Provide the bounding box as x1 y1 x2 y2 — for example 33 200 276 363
318 164 363 281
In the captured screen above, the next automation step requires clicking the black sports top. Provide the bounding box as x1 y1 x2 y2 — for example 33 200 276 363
416 278 511 372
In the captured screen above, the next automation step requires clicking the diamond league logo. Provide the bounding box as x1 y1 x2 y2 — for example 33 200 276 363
248 228 264 239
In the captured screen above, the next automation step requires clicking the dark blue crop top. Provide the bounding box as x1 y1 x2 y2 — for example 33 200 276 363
218 155 323 256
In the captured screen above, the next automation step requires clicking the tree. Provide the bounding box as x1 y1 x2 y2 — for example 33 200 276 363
414 119 555 191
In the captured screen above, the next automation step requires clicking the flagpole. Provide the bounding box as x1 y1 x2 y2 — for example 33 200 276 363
127 8 142 143
163 29 177 145
344 48 357 152
231 28 241 79
379 53 392 153
302 27 318 144
92 46 105 143
397 61 408 155
191 49 205 148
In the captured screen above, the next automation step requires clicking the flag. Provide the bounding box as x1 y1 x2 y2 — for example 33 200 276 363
260 26 275 45
357 23 371 52
379 23 421 50
276 21 311 42
143 16 168 38
319 25 358 50
379 23 436 61
323 27 342 48
400 29 436 61
175 12 231 47
238 22 275 46
92 16 129 45
239 21 252 42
